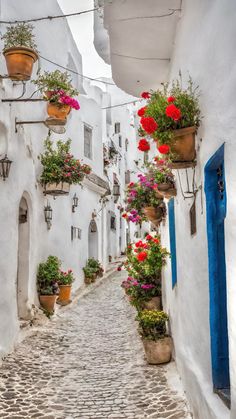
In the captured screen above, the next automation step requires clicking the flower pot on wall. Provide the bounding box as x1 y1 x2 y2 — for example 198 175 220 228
157 183 177 199
3 47 38 81
47 103 71 121
44 182 70 196
39 295 57 313
57 285 72 305
143 296 162 311
142 337 172 364
169 126 196 167
143 206 164 224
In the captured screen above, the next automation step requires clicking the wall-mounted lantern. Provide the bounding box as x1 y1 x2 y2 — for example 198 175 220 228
44 201 53 230
113 183 120 197
72 193 79 213
0 154 12 181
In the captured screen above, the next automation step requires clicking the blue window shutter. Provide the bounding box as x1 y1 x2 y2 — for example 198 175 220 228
168 199 177 288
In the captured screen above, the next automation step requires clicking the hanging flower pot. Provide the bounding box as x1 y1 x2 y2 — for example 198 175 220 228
47 102 71 121
143 204 165 225
3 47 38 81
1 23 38 81
157 183 177 199
44 182 70 196
169 126 196 166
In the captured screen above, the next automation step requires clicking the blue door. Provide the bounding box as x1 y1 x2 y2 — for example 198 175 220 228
205 144 230 392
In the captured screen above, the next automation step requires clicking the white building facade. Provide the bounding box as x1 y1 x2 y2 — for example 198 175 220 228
0 0 140 360
94 1 236 418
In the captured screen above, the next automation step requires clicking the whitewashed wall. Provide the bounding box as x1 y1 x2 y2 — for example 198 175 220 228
0 0 135 359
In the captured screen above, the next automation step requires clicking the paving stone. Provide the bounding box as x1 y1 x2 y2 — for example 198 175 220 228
0 271 191 418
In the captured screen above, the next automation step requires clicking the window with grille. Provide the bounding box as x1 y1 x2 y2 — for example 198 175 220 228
84 125 93 159
114 122 120 134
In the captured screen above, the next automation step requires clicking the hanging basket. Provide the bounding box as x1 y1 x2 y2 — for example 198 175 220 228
3 47 38 81
44 182 70 196
47 103 71 122
157 183 177 199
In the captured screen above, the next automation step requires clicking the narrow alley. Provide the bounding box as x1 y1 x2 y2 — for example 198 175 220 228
0 271 191 419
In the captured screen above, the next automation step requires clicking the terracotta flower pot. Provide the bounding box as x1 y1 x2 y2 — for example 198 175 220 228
91 273 97 283
143 337 172 364
84 277 92 285
143 296 162 310
170 126 196 165
58 285 72 305
3 47 38 81
44 182 70 196
157 183 177 199
39 295 57 313
143 206 163 223
47 103 71 121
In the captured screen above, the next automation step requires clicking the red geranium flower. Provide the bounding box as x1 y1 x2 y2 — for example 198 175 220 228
140 117 158 134
167 96 176 103
122 213 128 218
165 104 182 121
146 234 153 241
138 139 150 152
141 92 150 99
135 240 143 248
137 251 148 262
153 238 159 244
158 144 170 155
137 106 147 117
117 267 122 271
128 182 134 188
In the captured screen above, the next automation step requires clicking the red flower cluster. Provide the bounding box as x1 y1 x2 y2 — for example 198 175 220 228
140 117 158 134
137 251 148 262
167 96 176 103
122 213 128 218
135 240 148 249
158 144 170 155
138 138 150 152
141 91 150 99
165 104 182 121
146 234 153 241
137 106 147 117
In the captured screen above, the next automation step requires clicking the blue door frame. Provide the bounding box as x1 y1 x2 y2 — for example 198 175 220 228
168 199 177 288
204 144 230 390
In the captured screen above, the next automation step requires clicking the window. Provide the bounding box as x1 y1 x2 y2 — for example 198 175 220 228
110 215 116 230
125 138 129 152
114 122 120 134
168 199 177 287
84 125 92 159
119 135 122 148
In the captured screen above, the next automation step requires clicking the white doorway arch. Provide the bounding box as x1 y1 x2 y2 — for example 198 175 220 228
17 194 31 319
88 219 98 260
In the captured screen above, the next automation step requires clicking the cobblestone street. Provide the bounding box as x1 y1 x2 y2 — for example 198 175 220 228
0 271 192 419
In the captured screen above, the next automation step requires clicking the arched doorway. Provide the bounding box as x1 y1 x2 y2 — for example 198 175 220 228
88 219 98 260
17 195 31 319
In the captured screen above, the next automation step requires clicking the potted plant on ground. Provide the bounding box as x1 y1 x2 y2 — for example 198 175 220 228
137 79 201 168
1 23 38 81
39 137 91 196
37 256 61 313
58 269 75 305
87 258 104 278
136 310 172 364
83 266 96 284
33 70 80 122
121 277 162 311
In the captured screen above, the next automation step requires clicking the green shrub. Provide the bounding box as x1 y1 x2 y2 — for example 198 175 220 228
136 310 169 340
2 23 38 51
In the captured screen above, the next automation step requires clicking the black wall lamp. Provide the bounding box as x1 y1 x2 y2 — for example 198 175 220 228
44 201 53 230
72 193 79 213
0 154 12 181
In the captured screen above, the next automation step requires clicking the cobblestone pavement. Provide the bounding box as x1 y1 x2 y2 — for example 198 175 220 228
0 271 192 419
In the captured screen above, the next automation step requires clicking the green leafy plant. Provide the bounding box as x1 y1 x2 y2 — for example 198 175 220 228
87 258 103 275
121 277 161 310
83 267 96 280
1 23 38 51
39 137 91 186
37 256 61 295
136 310 169 340
33 70 79 99
59 269 75 285
147 159 175 186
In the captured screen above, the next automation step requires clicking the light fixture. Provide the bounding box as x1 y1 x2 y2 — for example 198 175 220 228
72 193 79 213
44 201 53 230
0 154 12 181
113 183 120 196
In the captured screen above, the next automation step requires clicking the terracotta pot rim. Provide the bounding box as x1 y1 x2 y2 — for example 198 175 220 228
172 126 196 137
3 46 38 61
59 284 72 288
39 294 57 298
142 336 171 342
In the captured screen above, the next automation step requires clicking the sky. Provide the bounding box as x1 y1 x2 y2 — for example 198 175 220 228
58 0 112 80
